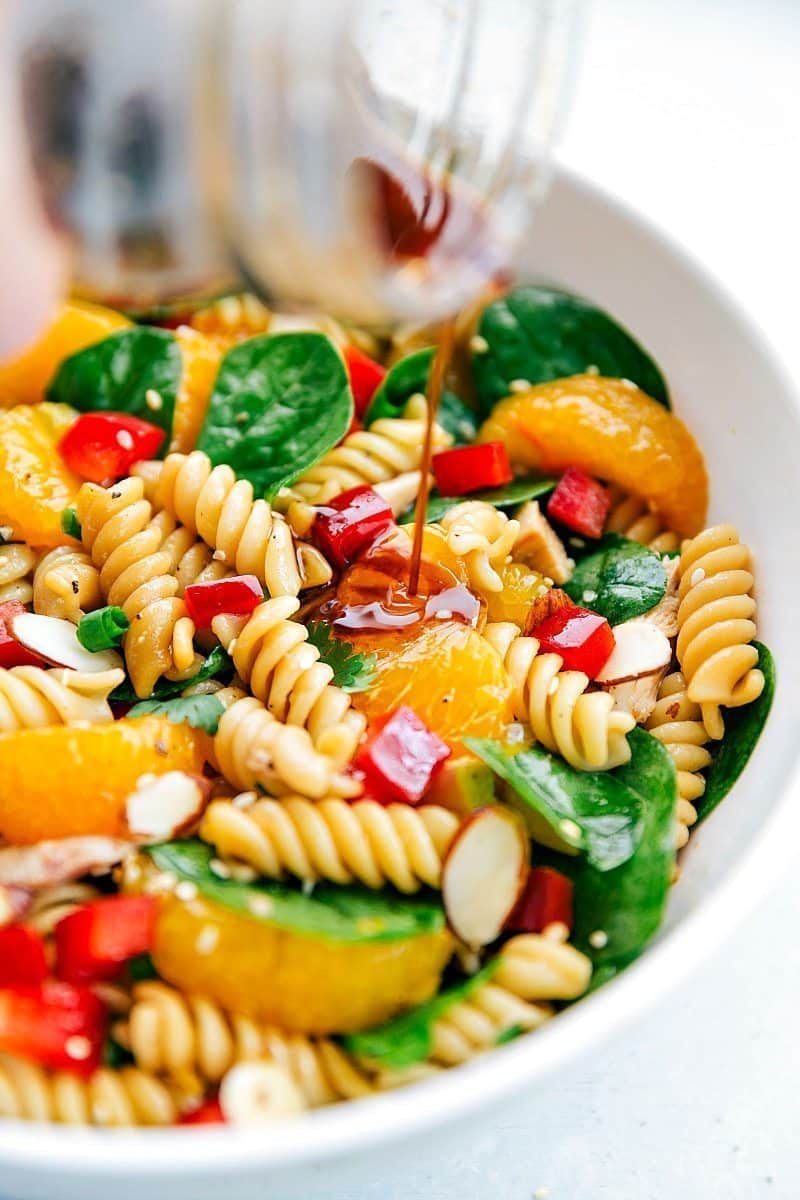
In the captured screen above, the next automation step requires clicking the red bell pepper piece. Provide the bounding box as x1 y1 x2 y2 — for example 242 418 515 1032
0 981 107 1075
431 442 513 497
354 706 451 806
54 895 157 984
530 604 615 678
505 867 574 934
547 467 610 539
59 412 165 485
179 1096 227 1125
314 485 395 569
343 345 387 418
0 600 48 669
0 926 48 987
184 574 263 630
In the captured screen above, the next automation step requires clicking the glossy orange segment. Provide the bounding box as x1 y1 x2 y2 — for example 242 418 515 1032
0 301 130 407
0 716 208 844
0 403 83 547
350 619 514 750
485 561 548 627
147 888 453 1034
479 375 709 537
169 326 223 453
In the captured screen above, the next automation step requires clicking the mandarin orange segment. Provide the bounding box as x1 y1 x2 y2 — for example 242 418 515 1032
0 716 208 844
144 887 453 1035
0 402 84 547
169 326 223 453
0 301 130 407
479 375 708 537
350 619 513 750
485 561 549 627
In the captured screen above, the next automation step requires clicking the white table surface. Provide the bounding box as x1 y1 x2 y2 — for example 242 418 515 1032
320 2 800 1197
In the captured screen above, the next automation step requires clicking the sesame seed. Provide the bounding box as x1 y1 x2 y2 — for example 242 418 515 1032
116 430 135 450
247 895 273 918
570 537 586 549
509 378 532 393
175 881 198 902
65 1036 92 1061
469 334 489 354
589 929 608 949
559 819 580 840
210 857 232 879
196 925 220 955
145 389 163 411
0 526 12 544
582 589 597 603
228 863 258 883
213 549 227 562
585 364 600 377
506 722 526 745
690 567 706 586
543 921 569 943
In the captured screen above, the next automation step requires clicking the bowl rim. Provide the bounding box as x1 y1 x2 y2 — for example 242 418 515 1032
2 163 800 1177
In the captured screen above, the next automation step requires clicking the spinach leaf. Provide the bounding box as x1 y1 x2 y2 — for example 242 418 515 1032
197 332 352 497
128 693 224 734
564 534 667 624
472 287 670 415
342 963 498 1069
696 642 775 824
146 841 445 944
364 348 477 444
465 738 644 872
110 645 232 703
400 475 556 526
46 327 181 437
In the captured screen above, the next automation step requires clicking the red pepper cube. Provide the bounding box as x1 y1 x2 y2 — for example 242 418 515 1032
547 467 611 539
184 574 263 630
343 345 387 418
505 867 574 935
0 981 107 1075
179 1097 227 1125
313 486 395 569
54 895 157 984
0 926 48 987
354 706 451 806
59 412 166 485
0 600 47 669
530 604 615 678
432 442 513 497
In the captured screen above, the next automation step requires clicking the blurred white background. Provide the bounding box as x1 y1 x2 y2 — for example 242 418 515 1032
315 2 800 1197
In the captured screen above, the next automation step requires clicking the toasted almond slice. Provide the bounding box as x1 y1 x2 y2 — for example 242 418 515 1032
594 619 671 685
126 772 211 842
219 1062 306 1124
441 807 528 948
10 611 124 673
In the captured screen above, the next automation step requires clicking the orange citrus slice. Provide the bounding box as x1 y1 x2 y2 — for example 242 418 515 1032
169 326 223 453
0 402 83 547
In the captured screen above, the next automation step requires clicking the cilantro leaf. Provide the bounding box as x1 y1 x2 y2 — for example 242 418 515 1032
306 621 377 693
128 693 224 734
110 646 232 704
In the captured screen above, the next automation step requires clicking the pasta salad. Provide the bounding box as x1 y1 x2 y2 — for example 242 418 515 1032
0 286 773 1127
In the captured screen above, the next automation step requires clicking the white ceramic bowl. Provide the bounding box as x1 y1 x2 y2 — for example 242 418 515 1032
2 166 799 1200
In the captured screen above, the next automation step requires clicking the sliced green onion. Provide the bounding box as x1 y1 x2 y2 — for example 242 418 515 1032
77 606 129 652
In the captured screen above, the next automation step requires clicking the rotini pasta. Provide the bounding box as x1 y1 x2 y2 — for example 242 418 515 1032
0 666 124 733
32 545 103 623
604 487 680 553
188 293 271 347
439 502 520 595
0 1054 180 1126
484 621 635 770
199 795 460 892
676 524 764 739
646 671 710 848
0 542 36 605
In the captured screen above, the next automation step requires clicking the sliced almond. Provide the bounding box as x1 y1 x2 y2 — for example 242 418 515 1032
594 619 671 685
10 611 123 673
219 1062 306 1124
126 772 211 842
524 587 573 636
441 807 528 948
0 836 132 890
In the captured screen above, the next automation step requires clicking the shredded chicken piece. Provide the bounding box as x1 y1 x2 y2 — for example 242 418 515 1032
0 837 133 891
514 501 573 584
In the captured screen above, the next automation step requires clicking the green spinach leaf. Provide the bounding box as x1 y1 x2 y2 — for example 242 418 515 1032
364 348 477 444
472 287 670 415
564 534 667 624
197 332 352 497
342 963 498 1068
46 327 181 437
400 475 556 526
128 693 224 734
696 642 775 824
146 841 445 944
110 646 232 703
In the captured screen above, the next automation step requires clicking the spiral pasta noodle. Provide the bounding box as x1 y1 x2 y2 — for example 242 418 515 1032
604 487 680 553
135 451 331 597
188 293 271 347
645 671 711 848
118 982 373 1106
0 666 124 733
0 1054 179 1126
32 546 102 623
75 477 197 697
484 622 635 771
439 502 520 596
200 795 461 893
676 524 764 739
212 596 366 766
0 543 36 605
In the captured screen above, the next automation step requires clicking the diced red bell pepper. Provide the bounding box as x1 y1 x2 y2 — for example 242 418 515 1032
0 926 48 987
313 485 395 569
0 981 107 1075
547 467 610 539
530 604 615 678
59 412 166 485
354 706 451 806
179 1097 227 1125
431 442 513 497
54 895 157 984
184 574 263 630
505 867 574 934
0 600 48 669
343 345 387 418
